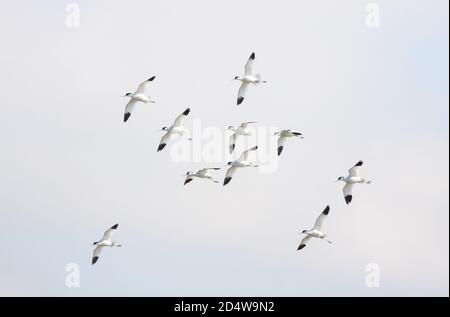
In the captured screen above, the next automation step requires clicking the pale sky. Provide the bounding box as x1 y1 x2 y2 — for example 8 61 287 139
0 0 448 296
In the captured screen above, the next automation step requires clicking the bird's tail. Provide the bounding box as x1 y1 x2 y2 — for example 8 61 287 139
255 74 266 85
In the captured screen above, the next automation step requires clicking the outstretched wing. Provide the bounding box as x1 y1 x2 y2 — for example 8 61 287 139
240 121 257 129
238 146 258 162
101 224 119 241
237 82 248 105
297 235 312 251
313 206 330 230
244 52 255 76
157 131 171 152
198 168 220 176
173 108 191 127
349 161 363 177
223 166 238 186
92 245 103 265
124 99 138 122
343 183 354 204
136 76 156 94
229 133 237 154
277 136 287 156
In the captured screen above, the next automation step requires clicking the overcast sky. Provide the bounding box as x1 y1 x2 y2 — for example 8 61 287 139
0 0 448 296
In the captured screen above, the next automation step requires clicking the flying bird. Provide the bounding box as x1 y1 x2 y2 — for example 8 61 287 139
91 224 122 265
227 122 257 154
234 52 266 105
274 130 304 156
184 168 221 185
224 146 259 186
337 161 372 204
157 108 191 152
298 206 332 251
123 76 156 122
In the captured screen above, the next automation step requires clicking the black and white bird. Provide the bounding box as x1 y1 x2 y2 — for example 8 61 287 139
224 146 259 186
92 224 121 265
227 122 257 154
184 168 221 185
337 161 372 204
157 108 191 152
298 206 332 251
123 76 156 122
234 52 266 105
274 130 304 156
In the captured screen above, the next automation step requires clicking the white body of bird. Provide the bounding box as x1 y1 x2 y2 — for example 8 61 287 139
234 53 266 105
228 122 257 154
158 108 192 152
92 224 121 265
298 206 332 251
338 161 371 204
274 129 304 156
123 76 156 122
184 168 221 185
224 146 259 186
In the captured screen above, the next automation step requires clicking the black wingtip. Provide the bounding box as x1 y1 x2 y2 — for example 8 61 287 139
184 178 193 185
293 132 302 136
345 195 352 204
148 76 156 81
278 146 283 156
111 224 119 230
323 206 330 215
124 113 131 122
237 97 244 105
182 108 191 116
223 177 232 186
297 244 306 251
250 52 255 60
157 144 166 152
92 256 99 265
355 161 363 167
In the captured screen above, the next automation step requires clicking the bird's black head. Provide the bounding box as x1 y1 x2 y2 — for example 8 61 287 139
337 176 345 181
234 76 239 80
93 242 98 246
227 161 233 166
125 93 132 96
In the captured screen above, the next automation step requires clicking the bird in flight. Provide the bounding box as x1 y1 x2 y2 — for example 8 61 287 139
337 161 372 204
298 206 332 251
184 168 221 185
274 130 304 156
123 76 156 122
227 121 257 154
234 52 266 105
92 224 122 265
224 146 259 186
157 108 192 152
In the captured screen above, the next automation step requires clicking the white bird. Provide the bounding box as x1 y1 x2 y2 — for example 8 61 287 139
157 108 191 152
274 130 304 156
184 168 221 185
123 76 156 122
92 224 121 265
298 206 332 251
227 122 257 154
224 146 259 186
234 52 266 105
337 161 372 204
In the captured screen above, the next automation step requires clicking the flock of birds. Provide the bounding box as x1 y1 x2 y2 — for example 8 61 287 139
91 52 372 265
